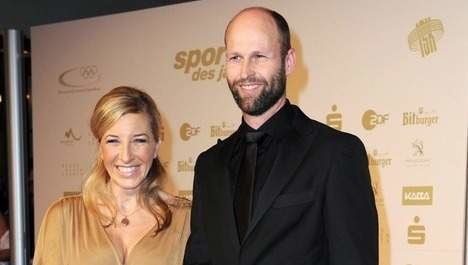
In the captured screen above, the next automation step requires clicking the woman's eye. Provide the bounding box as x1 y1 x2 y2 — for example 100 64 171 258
134 138 147 143
105 139 119 144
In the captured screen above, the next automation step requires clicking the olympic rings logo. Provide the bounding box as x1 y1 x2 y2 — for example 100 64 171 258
59 65 100 88
80 66 98 79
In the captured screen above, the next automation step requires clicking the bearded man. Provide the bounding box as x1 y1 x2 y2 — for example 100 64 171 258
184 6 378 265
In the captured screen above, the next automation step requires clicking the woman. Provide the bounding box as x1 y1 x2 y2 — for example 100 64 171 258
0 212 9 265
33 86 190 265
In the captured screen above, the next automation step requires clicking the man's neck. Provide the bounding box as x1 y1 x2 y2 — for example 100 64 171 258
243 96 286 130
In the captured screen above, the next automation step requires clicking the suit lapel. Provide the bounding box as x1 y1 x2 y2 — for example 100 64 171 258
242 107 317 243
205 132 242 253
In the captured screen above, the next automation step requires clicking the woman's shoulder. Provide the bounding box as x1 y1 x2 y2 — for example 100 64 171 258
169 197 191 226
44 194 84 217
168 199 191 237
169 197 192 209
158 191 191 232
158 190 191 209
167 195 191 223
36 194 84 232
50 194 83 207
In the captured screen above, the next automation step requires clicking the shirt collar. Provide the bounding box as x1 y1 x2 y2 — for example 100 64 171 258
239 99 293 139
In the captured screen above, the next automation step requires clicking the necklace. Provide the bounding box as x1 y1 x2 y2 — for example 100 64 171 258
119 207 141 227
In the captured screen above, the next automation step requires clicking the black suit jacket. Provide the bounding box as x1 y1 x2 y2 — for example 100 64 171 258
184 105 378 265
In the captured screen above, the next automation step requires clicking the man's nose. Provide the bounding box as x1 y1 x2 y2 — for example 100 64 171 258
240 59 254 79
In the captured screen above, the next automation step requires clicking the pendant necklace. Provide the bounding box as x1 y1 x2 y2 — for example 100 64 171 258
119 207 141 227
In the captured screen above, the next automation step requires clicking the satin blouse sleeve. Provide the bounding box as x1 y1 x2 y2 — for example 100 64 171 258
172 202 192 265
33 199 67 265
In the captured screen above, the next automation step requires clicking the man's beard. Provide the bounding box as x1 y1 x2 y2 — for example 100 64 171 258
227 66 286 116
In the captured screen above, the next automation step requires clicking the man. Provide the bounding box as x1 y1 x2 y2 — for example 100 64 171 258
184 6 378 265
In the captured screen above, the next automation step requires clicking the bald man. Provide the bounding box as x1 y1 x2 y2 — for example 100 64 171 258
184 7 378 265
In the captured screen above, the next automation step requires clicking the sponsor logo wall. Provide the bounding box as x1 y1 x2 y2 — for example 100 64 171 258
31 0 468 264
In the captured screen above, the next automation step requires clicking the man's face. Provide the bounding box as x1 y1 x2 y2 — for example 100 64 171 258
225 11 286 116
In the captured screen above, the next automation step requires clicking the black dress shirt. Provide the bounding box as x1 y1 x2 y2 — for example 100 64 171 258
232 100 294 219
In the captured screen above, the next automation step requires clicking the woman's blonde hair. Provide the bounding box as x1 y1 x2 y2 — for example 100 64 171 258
83 86 171 232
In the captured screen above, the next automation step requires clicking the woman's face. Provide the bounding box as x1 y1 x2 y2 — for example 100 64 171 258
100 113 159 193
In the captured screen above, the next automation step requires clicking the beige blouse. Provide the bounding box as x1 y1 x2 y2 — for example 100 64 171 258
33 195 190 265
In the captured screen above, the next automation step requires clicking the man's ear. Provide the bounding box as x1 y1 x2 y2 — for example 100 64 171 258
284 48 296 76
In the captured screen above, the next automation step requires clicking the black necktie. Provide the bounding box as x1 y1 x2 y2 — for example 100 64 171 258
236 131 265 241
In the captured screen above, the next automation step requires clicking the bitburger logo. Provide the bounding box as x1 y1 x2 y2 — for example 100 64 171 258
58 65 101 94
177 157 195 172
367 149 392 168
174 46 226 82
210 121 236 138
402 107 439 127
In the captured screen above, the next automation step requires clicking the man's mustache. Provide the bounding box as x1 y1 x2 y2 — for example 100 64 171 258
233 76 267 87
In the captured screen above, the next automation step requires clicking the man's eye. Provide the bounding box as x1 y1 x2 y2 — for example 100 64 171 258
228 56 240 62
254 54 268 61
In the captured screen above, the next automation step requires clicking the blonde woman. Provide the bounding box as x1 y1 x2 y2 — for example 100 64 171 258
34 86 190 265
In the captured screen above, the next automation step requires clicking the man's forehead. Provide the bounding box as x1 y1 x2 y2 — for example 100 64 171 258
226 9 278 42
229 9 274 29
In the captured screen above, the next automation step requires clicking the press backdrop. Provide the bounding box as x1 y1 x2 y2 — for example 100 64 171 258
31 0 468 264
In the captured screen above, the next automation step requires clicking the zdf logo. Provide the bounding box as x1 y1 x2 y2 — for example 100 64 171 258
361 109 389 130
180 123 200 141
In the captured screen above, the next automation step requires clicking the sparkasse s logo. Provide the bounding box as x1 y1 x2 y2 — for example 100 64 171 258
174 46 226 82
407 216 426 245
326 104 342 131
